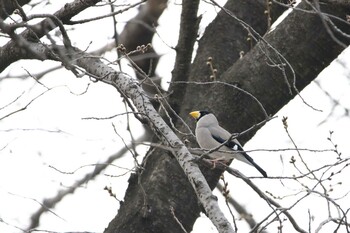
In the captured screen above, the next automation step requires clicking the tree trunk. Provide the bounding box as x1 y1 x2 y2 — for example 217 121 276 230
105 0 350 232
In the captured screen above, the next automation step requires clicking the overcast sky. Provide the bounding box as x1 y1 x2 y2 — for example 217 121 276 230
0 1 349 232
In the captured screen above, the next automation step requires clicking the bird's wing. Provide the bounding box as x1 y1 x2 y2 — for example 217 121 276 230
211 133 268 178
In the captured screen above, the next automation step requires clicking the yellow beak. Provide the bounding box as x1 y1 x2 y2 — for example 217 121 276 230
189 111 200 119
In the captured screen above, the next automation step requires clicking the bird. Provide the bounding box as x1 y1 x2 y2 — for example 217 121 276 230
189 110 267 177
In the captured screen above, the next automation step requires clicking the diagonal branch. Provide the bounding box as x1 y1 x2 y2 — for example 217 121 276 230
26 43 236 233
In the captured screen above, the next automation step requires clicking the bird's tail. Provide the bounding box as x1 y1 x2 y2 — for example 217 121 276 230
240 152 267 178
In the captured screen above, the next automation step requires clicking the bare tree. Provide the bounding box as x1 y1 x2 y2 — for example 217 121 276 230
0 0 349 233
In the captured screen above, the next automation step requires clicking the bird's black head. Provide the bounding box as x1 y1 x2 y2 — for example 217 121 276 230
199 110 211 118
189 110 212 121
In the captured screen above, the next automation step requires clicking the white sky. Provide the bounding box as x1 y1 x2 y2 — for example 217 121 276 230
0 1 350 233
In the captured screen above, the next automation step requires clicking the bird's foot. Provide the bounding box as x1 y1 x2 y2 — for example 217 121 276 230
208 158 227 169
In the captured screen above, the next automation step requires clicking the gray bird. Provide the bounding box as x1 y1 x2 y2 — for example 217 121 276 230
190 110 267 177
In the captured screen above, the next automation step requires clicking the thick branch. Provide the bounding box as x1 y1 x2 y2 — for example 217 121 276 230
168 0 201 114
0 0 101 72
24 43 235 233
177 0 350 143
118 0 168 96
0 0 30 20
77 52 235 233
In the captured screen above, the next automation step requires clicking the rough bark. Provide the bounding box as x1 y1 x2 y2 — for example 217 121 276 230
108 0 350 232
177 0 350 143
169 0 290 116
106 0 294 232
